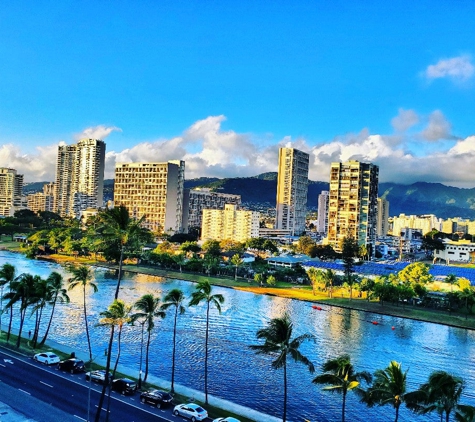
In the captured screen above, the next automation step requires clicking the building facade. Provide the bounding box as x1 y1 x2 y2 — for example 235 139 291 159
27 182 55 214
114 161 185 234
275 147 309 236
0 168 23 217
377 197 390 236
316 190 329 235
327 160 379 253
54 139 106 218
201 204 260 242
389 214 441 237
182 188 241 233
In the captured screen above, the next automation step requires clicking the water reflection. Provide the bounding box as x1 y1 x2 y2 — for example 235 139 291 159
1 251 474 422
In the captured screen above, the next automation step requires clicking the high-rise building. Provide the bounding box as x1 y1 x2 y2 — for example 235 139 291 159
389 214 441 237
27 182 55 214
0 168 23 217
114 161 185 234
54 139 106 218
182 188 241 233
327 160 379 254
201 204 260 242
377 197 390 236
316 190 329 235
275 147 309 236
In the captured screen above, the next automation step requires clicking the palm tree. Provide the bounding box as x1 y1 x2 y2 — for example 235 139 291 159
0 263 16 340
30 276 50 348
172 253 186 273
407 371 466 422
307 267 322 296
132 294 165 383
97 299 132 422
445 274 458 293
457 288 475 320
323 269 336 298
231 254 243 280
161 288 186 394
40 272 70 346
68 265 97 367
313 354 372 422
96 205 151 299
364 361 409 422
189 280 225 404
250 313 315 422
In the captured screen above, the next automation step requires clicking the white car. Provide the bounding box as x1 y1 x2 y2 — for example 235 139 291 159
85 370 112 384
33 352 60 365
173 403 208 421
213 418 241 422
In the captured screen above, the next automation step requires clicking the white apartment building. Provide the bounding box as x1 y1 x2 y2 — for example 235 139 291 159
275 147 309 236
377 197 390 236
316 190 329 234
114 161 185 234
201 204 260 242
54 139 106 218
434 240 475 263
327 160 379 253
27 182 55 214
182 188 241 233
390 214 441 237
0 168 23 217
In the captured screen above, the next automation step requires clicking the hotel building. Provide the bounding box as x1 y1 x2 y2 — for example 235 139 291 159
0 168 23 217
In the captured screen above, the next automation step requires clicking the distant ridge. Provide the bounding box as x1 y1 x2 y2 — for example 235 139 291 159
26 175 475 219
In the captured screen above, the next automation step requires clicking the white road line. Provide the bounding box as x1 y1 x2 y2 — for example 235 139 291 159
18 389 31 395
0 363 5 367
73 416 87 421
40 381 53 388
94 405 110 412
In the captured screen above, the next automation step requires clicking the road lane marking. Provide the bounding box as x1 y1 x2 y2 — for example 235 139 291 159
0 364 5 367
73 416 87 421
19 389 31 395
40 381 53 388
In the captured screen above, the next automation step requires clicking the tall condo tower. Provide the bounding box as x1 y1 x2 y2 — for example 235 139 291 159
54 139 106 218
0 168 23 217
114 161 185 234
275 147 309 236
377 197 390 236
327 160 379 254
317 190 329 235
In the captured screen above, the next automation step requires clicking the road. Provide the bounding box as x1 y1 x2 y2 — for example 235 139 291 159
0 347 178 422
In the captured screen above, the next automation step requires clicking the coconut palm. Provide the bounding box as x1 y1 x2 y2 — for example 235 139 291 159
307 267 323 296
68 265 97 366
322 269 336 298
96 299 132 422
96 205 151 299
407 371 466 422
445 274 458 293
0 263 16 340
313 354 372 422
231 254 243 280
189 280 225 404
132 294 165 383
363 361 409 422
250 313 315 422
161 288 186 394
457 288 475 320
40 272 70 346
30 276 50 348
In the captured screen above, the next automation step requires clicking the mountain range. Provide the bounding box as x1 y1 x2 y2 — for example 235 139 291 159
23 173 475 219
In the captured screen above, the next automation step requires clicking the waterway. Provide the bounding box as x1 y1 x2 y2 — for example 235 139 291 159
1 250 474 422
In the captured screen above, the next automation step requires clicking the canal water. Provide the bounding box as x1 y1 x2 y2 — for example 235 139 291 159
1 250 474 422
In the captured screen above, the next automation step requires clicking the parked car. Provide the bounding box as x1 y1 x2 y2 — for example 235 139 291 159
173 403 208 421
213 418 241 422
33 352 60 365
111 378 137 395
140 389 173 407
58 358 85 373
85 370 112 384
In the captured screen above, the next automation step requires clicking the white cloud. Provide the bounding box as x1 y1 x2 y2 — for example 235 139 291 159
420 110 452 141
75 125 122 141
391 108 419 132
425 55 474 81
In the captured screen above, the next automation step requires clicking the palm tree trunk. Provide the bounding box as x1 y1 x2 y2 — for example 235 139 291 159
95 326 115 422
144 329 151 383
394 403 399 422
40 293 58 346
106 328 122 422
283 361 287 422
114 246 124 299
83 287 93 363
205 302 210 404
171 306 178 393
342 391 346 422
7 304 13 342
16 304 27 348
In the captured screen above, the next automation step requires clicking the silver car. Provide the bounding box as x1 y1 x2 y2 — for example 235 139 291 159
173 403 208 421
33 352 60 365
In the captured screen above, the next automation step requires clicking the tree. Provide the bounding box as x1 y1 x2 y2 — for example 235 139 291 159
40 272 70 346
133 294 165 383
201 239 221 257
364 361 410 422
68 266 97 368
254 273 264 286
297 235 315 255
397 262 433 287
322 269 337 298
341 236 359 285
180 241 201 257
313 354 372 422
445 274 458 293
250 313 315 422
231 254 243 280
30 276 51 348
0 263 16 341
457 288 475 320
172 253 186 273
161 288 186 393
189 280 225 404
267 274 277 286
96 205 152 299
407 371 466 422
307 267 322 296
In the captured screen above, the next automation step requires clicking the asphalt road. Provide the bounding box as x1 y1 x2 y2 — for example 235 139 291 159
0 347 178 422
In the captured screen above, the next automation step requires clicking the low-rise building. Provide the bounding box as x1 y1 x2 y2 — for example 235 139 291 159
434 240 475 263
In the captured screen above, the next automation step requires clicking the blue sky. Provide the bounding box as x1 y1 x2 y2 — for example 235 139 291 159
1 1 475 186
